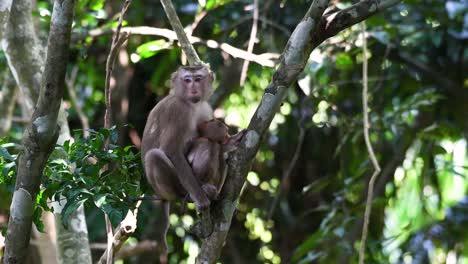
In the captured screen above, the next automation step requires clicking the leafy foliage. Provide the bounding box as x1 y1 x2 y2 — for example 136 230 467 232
41 127 143 227
1 0 467 263
0 138 17 192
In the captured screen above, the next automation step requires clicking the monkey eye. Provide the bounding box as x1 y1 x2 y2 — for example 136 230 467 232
183 77 192 83
194 75 205 82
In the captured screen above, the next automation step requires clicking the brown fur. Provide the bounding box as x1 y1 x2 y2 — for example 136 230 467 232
141 66 214 259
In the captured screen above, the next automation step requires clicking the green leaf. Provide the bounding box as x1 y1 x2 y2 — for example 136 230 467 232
303 178 332 194
102 203 125 227
2 162 16 178
89 0 105 11
33 207 45 233
61 197 88 228
205 0 216 9
110 126 119 143
136 40 169 59
0 146 14 161
291 230 324 262
335 53 354 70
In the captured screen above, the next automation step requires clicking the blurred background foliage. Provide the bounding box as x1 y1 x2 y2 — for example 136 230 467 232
0 0 467 263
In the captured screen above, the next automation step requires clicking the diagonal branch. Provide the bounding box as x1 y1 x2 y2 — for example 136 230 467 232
159 0 201 65
196 1 330 262
311 0 401 48
239 0 259 85
196 0 401 262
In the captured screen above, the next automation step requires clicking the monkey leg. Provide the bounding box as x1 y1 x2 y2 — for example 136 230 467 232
145 148 184 200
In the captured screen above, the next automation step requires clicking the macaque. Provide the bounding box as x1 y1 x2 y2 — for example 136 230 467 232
187 119 243 201
141 65 215 260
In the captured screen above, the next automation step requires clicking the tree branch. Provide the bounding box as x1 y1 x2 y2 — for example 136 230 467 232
1 0 44 113
358 21 381 264
0 0 13 40
65 67 90 137
268 97 307 220
196 0 402 262
239 0 259 85
196 1 330 263
0 70 18 137
3 0 76 263
102 1 131 263
98 203 142 264
80 26 278 67
312 0 401 47
159 0 201 65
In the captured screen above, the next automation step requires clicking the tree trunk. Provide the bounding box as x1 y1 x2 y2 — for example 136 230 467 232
3 0 76 263
195 0 402 262
1 0 92 262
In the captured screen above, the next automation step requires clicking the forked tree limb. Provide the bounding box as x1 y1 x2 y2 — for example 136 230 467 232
196 0 401 262
151 0 401 262
197 0 330 262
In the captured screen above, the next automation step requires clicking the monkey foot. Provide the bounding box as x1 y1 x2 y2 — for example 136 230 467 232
189 219 213 238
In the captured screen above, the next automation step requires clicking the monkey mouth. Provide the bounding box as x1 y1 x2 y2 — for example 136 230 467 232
190 96 201 103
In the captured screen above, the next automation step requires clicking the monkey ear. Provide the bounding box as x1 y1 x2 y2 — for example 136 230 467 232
170 69 179 83
202 63 215 81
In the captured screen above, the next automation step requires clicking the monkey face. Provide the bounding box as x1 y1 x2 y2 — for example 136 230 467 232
181 74 206 103
172 66 214 103
199 120 229 143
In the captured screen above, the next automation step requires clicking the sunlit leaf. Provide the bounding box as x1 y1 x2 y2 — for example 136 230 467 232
136 40 169 59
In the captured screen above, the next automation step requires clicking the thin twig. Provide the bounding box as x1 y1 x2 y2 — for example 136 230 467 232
65 66 90 137
358 21 381 264
98 200 143 264
102 1 132 264
240 0 259 85
267 98 307 221
159 0 201 66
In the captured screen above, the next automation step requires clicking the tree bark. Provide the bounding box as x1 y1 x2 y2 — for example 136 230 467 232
196 0 402 262
1 0 43 113
0 0 12 40
1 0 93 262
0 70 18 137
3 0 76 263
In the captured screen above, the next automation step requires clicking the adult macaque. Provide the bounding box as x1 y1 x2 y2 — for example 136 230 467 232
187 119 244 200
141 65 215 260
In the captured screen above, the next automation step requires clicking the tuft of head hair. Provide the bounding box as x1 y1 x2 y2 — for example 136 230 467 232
170 64 214 82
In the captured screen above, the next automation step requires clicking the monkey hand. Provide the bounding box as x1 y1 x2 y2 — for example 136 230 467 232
223 129 247 154
195 195 211 211
202 184 218 200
